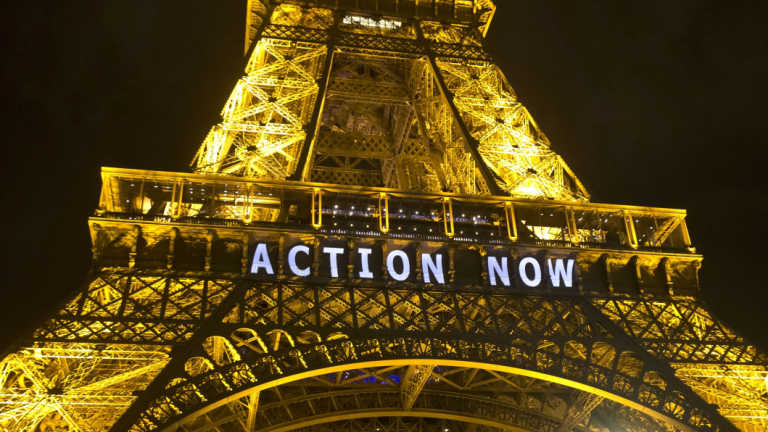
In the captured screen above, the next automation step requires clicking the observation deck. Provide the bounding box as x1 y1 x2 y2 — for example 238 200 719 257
245 0 497 53
91 167 701 298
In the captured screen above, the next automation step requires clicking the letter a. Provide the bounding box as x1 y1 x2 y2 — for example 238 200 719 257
250 243 274 275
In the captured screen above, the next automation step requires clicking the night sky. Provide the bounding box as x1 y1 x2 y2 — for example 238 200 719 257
2 2 767 352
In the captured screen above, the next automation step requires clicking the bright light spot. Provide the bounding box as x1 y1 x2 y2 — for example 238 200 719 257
513 179 545 198
343 15 402 30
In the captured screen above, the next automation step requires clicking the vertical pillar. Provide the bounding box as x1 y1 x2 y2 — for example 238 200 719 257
129 225 142 269
241 233 250 276
623 212 639 249
447 245 457 284
167 228 178 270
288 13 341 182
416 23 505 196
204 230 215 272
278 234 286 275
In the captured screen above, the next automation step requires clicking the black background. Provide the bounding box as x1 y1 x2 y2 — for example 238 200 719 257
2 1 767 351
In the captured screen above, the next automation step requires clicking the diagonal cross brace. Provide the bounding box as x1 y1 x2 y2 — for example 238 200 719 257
108 279 250 432
415 25 505 196
578 298 739 432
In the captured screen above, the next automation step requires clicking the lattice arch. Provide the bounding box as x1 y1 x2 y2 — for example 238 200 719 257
124 326 727 432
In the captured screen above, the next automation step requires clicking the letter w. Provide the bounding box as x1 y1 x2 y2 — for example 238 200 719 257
547 258 575 288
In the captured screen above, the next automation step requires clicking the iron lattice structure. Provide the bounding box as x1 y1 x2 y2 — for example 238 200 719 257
2 1 766 432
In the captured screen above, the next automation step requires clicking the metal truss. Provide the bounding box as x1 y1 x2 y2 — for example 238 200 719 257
193 2 584 201
4 2 767 432
88 276 734 432
18 215 763 430
18 179 764 431
673 364 768 432
0 343 168 432
34 273 238 345
170 372 675 432
429 58 587 200
17 265 760 431
171 377 598 432
194 4 331 179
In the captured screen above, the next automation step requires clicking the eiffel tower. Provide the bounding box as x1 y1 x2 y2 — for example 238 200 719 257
2 1 766 431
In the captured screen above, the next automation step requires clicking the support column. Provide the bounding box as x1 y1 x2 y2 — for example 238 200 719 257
245 392 260 431
416 24 504 196
401 364 434 410
288 13 341 182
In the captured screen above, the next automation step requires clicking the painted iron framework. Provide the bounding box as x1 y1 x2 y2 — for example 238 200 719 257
2 1 766 432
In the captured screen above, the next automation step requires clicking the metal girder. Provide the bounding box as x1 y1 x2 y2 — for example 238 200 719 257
592 298 767 365
401 364 433 409
0 343 168 432
416 25 503 196
3 2 767 432
251 410 535 432
196 3 586 199
287 12 340 182
555 393 604 432
260 23 494 62
194 36 327 178
107 280 250 432
18 236 763 431
245 392 260 431
139 380 597 432
33 274 238 345
673 364 768 432
104 280 737 431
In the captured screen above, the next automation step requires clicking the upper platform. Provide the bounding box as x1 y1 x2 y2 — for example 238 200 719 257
95 166 694 256
246 0 497 53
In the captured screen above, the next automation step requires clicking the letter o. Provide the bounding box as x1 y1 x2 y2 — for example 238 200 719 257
386 250 410 281
518 257 542 287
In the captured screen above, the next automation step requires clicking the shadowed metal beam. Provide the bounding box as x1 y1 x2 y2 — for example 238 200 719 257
246 392 260 431
401 364 433 409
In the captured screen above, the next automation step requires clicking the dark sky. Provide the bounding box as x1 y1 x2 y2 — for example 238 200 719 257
2 1 767 351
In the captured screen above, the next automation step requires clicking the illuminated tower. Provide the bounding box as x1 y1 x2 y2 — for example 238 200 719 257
2 1 766 431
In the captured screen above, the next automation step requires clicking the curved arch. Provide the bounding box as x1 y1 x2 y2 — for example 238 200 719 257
124 324 722 432
257 409 540 432
202 335 241 366
184 356 214 377
172 384 590 432
156 359 691 432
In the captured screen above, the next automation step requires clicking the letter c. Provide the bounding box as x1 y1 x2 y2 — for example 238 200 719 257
288 245 310 277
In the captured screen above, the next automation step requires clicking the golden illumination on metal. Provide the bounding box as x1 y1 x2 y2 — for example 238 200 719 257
378 192 390 233
504 202 518 241
442 197 455 237
196 0 586 201
2 1 766 432
0 345 168 431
